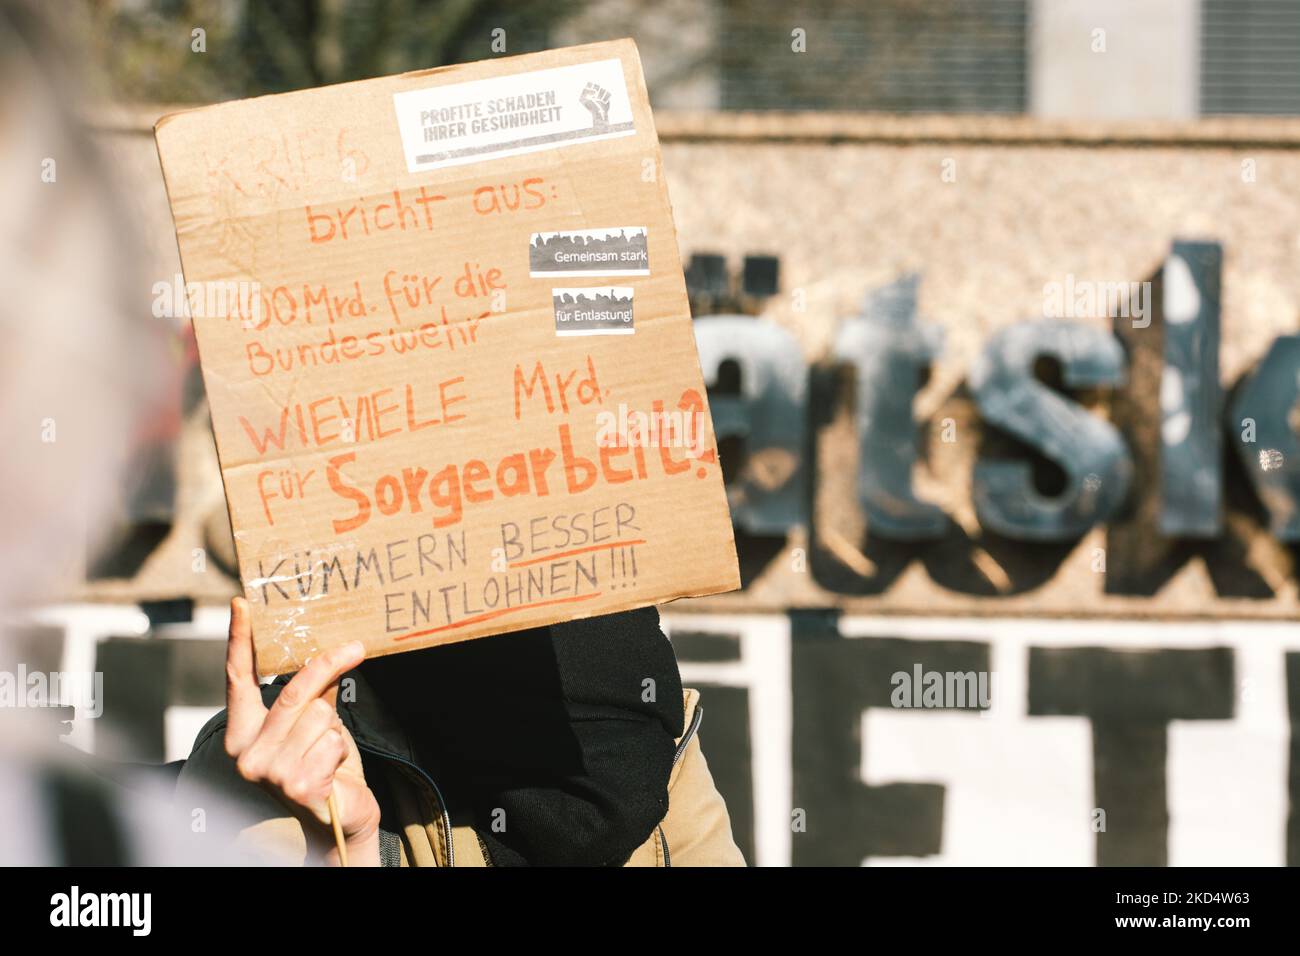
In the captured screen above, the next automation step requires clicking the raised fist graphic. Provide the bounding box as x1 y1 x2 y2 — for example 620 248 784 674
579 81 612 130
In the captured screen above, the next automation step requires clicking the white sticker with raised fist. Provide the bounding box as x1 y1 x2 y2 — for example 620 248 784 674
393 57 635 173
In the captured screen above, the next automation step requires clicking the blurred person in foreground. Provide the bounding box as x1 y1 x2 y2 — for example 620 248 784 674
1 0 743 867
0 0 252 865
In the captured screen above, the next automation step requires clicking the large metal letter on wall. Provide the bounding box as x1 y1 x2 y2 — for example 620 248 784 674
834 274 947 541
694 316 807 536
970 320 1133 540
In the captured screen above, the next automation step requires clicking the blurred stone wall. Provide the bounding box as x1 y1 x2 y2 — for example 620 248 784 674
81 110 1300 621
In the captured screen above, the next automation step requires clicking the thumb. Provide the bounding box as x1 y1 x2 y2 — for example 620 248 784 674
224 596 267 756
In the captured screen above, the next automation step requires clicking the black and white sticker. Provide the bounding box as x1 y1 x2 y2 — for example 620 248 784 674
530 227 649 277
393 58 635 173
552 286 634 336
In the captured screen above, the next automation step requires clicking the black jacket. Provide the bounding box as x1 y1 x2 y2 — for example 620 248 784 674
178 606 685 866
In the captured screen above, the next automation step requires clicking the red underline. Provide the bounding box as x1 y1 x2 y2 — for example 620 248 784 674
508 538 647 569
390 591 603 642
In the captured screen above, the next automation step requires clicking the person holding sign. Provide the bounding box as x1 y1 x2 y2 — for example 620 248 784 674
177 598 744 867
161 40 745 866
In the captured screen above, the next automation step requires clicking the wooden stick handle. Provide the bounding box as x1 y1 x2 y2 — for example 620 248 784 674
327 790 348 867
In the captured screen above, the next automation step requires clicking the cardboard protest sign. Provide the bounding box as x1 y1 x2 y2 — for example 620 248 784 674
154 40 739 676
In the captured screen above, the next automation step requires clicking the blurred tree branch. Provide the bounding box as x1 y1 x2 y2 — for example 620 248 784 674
87 0 583 103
